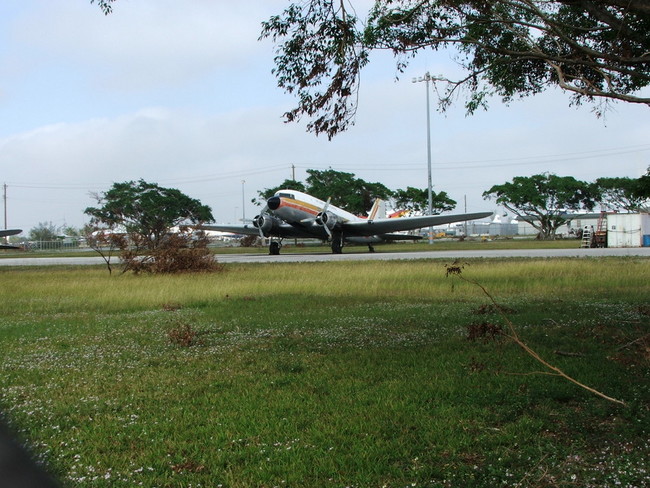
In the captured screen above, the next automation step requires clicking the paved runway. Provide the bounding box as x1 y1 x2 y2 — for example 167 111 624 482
1 246 648 267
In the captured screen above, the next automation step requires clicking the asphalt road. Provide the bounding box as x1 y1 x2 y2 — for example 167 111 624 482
1 247 649 267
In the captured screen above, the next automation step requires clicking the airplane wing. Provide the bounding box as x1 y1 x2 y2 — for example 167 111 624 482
199 223 318 239
341 212 493 236
199 224 260 236
0 229 22 249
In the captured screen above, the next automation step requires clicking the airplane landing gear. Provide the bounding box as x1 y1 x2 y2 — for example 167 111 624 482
269 240 282 255
331 233 343 254
368 245 375 253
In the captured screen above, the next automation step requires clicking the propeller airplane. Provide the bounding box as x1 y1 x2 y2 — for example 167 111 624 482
201 190 492 255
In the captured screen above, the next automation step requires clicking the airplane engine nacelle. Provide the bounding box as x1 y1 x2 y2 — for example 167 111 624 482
315 211 338 231
252 214 281 236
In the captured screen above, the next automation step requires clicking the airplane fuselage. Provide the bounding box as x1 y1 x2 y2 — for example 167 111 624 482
270 190 358 226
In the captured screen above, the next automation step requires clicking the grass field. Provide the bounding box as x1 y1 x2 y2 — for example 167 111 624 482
1 257 648 487
0 237 581 260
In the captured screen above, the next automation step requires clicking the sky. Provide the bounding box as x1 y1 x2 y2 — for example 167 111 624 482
1 0 649 236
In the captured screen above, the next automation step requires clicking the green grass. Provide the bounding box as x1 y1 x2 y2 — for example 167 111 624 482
1 258 648 487
0 236 582 259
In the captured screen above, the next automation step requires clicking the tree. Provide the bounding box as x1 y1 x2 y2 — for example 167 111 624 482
595 176 650 212
29 222 59 242
305 169 393 215
85 180 214 251
483 173 597 239
392 186 456 215
635 166 650 200
261 1 650 139
85 180 218 274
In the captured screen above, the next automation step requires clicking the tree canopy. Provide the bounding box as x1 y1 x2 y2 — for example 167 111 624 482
392 186 456 215
85 180 214 250
29 222 60 242
483 173 597 239
305 169 393 214
595 176 650 212
261 0 650 138
635 166 650 199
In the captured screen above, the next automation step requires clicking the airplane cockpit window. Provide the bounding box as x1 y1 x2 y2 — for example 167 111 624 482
278 193 294 199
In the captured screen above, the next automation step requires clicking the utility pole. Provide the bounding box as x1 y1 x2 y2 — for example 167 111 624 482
241 180 246 223
3 183 7 245
291 164 296 181
3 183 7 231
412 72 434 244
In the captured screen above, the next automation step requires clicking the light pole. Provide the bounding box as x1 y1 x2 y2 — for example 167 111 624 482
241 180 246 223
412 72 434 244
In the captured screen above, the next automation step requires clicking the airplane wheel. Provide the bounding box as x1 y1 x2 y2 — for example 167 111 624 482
269 241 281 255
331 237 343 254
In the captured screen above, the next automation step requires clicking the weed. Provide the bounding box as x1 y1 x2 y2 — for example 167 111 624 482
467 321 504 342
444 259 467 277
167 322 200 347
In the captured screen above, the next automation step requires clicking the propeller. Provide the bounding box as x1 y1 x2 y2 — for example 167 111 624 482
253 203 269 239
315 197 333 238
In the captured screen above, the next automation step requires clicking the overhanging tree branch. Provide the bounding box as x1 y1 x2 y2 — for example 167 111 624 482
261 0 650 137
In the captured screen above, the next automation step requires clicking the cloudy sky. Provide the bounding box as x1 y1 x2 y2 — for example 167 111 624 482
1 1 649 235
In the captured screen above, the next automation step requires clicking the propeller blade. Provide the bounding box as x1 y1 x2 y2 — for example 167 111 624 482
319 197 332 238
323 197 331 213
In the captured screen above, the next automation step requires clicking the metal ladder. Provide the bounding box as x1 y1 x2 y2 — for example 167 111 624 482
580 226 592 248
593 211 608 247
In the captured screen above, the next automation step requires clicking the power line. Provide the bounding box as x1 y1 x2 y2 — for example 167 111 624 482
295 143 650 172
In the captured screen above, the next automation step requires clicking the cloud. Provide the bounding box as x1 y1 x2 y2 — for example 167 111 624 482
11 1 282 91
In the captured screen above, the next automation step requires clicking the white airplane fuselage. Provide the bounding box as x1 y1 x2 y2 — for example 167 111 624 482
269 190 384 244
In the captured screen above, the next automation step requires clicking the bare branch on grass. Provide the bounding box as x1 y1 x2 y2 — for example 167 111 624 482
447 262 626 406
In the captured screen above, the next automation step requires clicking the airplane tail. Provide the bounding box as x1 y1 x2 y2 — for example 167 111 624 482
368 198 386 220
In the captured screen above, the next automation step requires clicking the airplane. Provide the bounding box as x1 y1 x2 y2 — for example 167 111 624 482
0 229 22 250
201 190 493 255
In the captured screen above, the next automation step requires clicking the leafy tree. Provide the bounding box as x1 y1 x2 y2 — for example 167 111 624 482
392 186 456 215
483 173 597 239
261 1 650 138
305 169 393 215
85 180 214 251
84 181 219 274
595 176 649 212
635 166 650 200
29 222 59 241
61 225 82 237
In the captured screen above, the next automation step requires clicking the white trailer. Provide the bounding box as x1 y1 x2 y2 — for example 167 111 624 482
607 213 650 247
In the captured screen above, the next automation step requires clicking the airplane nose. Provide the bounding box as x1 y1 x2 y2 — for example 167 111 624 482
267 196 281 210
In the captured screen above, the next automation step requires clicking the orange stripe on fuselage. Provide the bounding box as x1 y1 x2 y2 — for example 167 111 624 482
277 198 321 216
